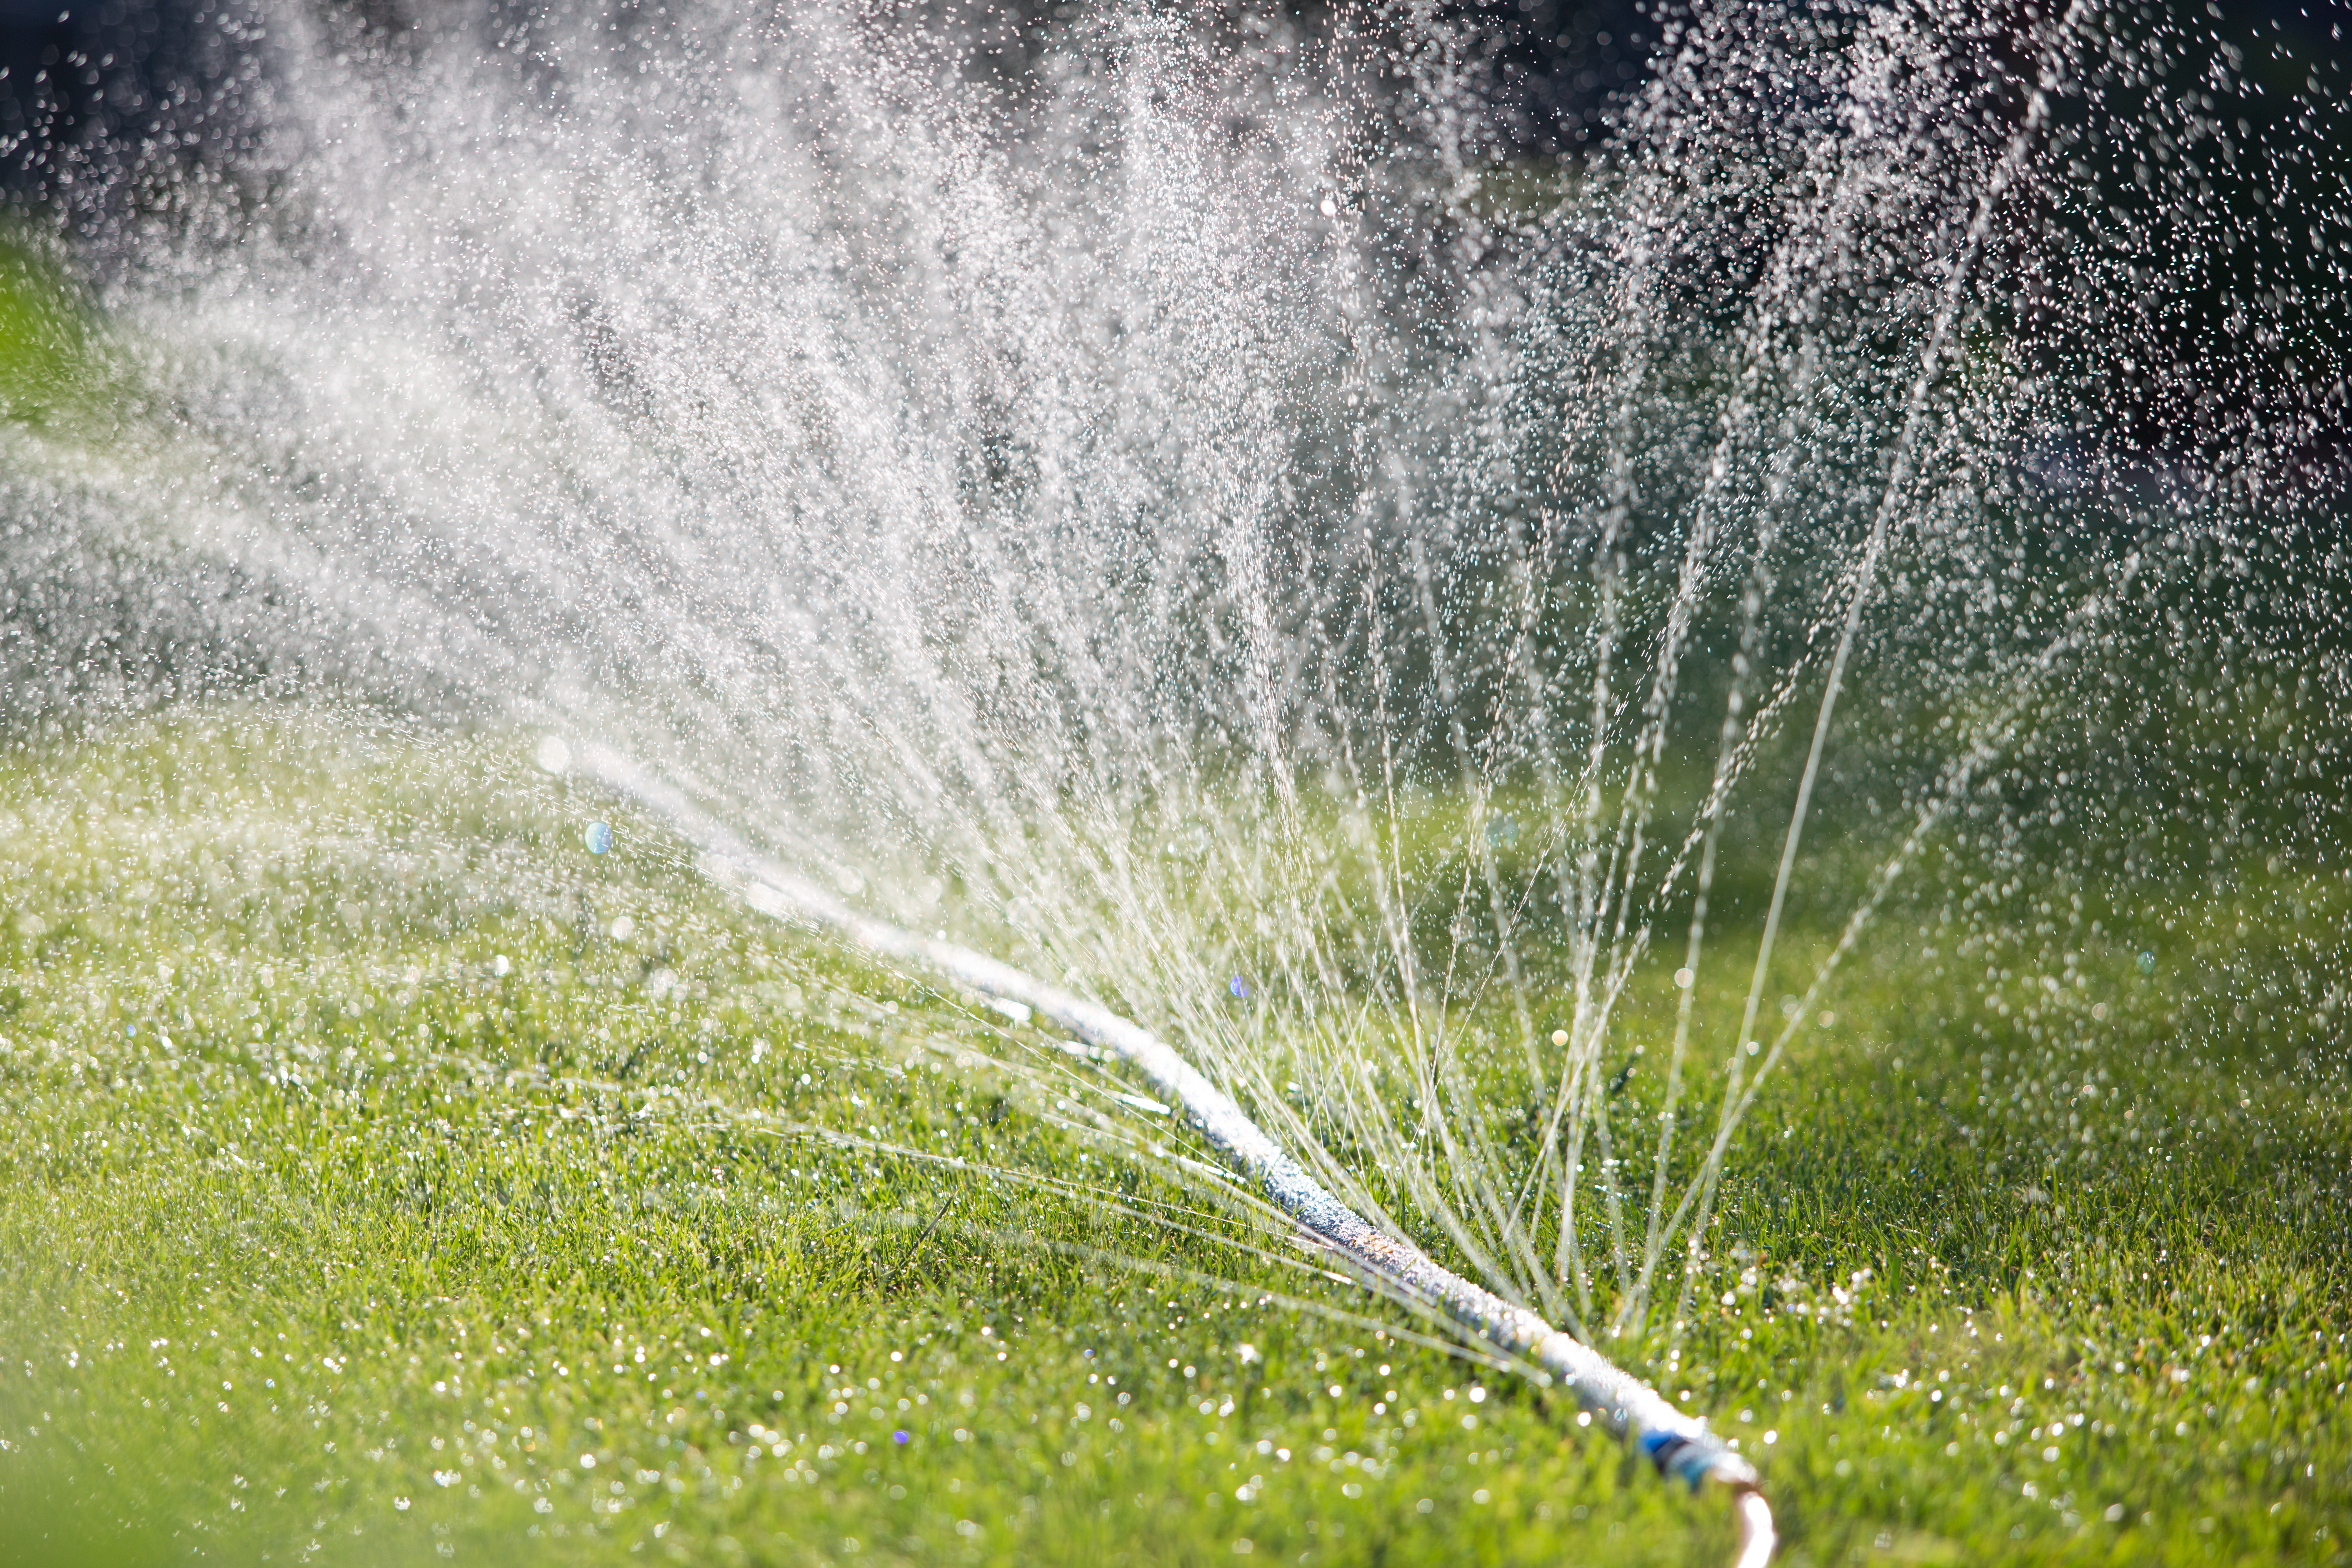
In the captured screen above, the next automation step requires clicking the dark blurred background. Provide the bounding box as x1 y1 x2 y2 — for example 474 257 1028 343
0 0 1669 183
0 0 2342 485
4 0 2341 165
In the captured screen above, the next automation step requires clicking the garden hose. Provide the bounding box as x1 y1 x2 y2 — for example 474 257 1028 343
572 741 1775 1566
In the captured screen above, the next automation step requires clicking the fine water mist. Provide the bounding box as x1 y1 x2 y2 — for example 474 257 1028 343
4 0 2347 1360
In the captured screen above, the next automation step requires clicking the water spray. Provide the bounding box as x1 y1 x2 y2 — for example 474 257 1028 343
570 741 1775 1567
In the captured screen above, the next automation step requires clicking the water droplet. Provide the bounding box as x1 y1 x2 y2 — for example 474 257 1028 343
584 822 612 855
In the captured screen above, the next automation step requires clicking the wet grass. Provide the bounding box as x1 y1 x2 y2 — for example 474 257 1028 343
0 234 92 425
0 704 2346 1568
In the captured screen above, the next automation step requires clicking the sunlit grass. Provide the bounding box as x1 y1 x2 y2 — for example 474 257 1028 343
0 234 90 425
0 704 2345 1567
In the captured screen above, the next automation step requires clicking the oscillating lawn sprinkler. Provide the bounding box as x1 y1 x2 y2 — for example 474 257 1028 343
572 742 1776 1568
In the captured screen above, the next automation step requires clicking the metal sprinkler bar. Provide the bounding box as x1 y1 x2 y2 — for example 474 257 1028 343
573 742 1774 1568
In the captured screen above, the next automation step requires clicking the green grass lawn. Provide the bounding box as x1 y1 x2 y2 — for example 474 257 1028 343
0 704 2346 1568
